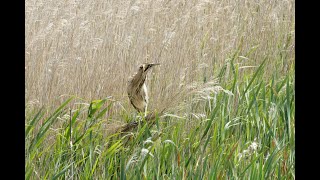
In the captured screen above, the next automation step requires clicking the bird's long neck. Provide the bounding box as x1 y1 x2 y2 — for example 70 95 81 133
136 74 147 93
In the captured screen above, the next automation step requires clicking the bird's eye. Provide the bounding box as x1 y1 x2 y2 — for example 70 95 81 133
139 66 143 69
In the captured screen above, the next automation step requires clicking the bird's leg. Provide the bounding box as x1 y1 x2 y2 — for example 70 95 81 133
144 103 148 118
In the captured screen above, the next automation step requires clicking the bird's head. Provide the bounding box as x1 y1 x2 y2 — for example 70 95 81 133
139 63 160 73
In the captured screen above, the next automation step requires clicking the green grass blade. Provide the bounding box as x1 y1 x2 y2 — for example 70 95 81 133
25 107 45 137
243 58 267 96
51 163 73 180
28 97 74 151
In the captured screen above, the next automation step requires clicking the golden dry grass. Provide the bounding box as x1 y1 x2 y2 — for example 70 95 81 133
25 0 294 115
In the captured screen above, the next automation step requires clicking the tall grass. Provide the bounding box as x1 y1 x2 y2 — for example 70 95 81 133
26 61 294 179
25 0 294 179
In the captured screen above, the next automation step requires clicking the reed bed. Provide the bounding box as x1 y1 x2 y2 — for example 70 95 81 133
25 0 295 179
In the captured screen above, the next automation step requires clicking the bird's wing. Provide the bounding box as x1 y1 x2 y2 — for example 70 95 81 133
129 98 142 113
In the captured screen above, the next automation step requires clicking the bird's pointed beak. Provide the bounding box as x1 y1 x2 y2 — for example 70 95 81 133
144 63 160 72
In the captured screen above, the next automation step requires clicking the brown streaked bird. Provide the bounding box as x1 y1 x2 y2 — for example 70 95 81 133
127 63 160 116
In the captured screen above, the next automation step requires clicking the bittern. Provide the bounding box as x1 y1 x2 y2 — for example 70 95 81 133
127 63 160 116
